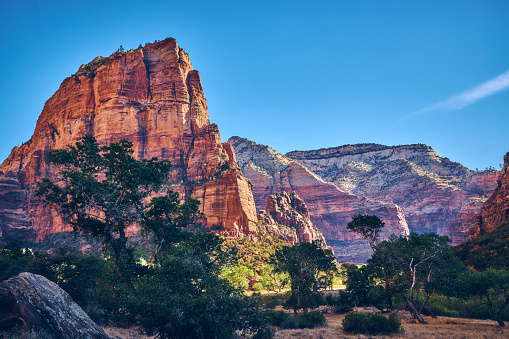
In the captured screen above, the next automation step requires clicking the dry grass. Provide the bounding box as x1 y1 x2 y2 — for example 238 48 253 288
102 326 154 339
274 309 509 339
101 310 509 338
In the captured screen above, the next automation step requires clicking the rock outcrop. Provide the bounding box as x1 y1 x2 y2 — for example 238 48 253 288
258 191 326 245
472 152 509 236
286 143 498 245
0 38 258 243
228 137 409 262
0 272 109 338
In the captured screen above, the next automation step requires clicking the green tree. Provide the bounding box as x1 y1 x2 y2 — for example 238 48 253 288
271 241 337 313
340 264 386 310
35 135 201 295
464 268 509 326
347 214 385 251
370 233 465 323
129 232 269 339
35 136 268 337
347 214 393 310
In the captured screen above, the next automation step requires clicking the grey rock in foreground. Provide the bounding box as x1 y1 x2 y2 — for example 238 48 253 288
0 272 109 339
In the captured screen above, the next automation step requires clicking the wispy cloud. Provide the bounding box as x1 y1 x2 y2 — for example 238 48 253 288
402 69 509 120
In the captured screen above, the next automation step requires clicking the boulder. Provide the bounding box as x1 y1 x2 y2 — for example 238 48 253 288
0 272 109 338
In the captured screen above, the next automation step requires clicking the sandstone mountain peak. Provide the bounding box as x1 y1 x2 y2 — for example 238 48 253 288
0 38 259 243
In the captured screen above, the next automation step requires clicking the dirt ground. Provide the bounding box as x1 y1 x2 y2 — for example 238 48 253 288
103 310 509 339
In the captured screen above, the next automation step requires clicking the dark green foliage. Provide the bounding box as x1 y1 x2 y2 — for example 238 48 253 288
0 242 34 282
462 268 509 326
342 311 401 334
258 294 288 309
36 135 178 294
127 234 268 338
340 264 386 310
454 221 509 270
35 136 269 337
369 232 466 322
270 241 337 313
264 310 291 327
347 214 385 251
0 243 108 324
292 310 327 328
264 310 326 329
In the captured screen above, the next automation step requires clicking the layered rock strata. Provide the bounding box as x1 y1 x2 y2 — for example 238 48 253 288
286 143 498 244
258 191 326 245
0 38 258 243
472 152 509 236
228 137 409 261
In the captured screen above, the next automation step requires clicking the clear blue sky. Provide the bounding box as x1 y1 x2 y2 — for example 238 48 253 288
1 0 508 170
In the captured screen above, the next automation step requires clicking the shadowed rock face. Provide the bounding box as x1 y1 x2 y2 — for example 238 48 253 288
258 191 326 245
472 152 509 237
0 272 109 338
228 137 410 262
0 38 258 243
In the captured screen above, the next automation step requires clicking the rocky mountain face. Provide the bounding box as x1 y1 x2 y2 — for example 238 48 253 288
258 191 326 245
229 137 497 252
0 38 259 243
286 143 498 245
228 137 410 262
471 152 509 236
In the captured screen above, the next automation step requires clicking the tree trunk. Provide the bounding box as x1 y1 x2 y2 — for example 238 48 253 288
405 296 425 324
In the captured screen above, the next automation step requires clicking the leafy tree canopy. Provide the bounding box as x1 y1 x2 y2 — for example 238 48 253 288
347 214 385 251
270 241 337 313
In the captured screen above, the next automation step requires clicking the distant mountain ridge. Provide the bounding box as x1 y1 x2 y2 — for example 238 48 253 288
229 136 498 258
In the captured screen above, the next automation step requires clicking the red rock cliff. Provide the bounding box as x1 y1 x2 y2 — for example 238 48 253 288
258 191 327 245
286 143 498 245
0 38 258 243
228 136 410 260
471 152 509 236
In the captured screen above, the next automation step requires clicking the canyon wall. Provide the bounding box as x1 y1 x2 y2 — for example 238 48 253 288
229 137 497 250
471 152 509 236
287 143 498 245
228 137 410 262
0 38 258 243
258 191 326 245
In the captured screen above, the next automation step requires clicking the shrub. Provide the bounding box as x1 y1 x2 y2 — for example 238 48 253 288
264 310 326 329
252 282 264 292
342 311 401 334
259 294 287 309
293 310 327 328
264 310 291 327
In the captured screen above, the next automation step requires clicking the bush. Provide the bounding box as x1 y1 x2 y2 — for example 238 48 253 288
264 310 326 329
293 310 326 328
259 294 287 309
342 311 401 334
264 310 291 327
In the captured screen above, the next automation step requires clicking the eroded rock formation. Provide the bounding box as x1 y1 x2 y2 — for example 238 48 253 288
286 143 498 244
0 38 258 243
258 191 326 245
0 272 109 338
228 137 409 262
472 152 509 236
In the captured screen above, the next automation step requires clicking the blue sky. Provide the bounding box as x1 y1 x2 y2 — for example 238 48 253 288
1 0 508 171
